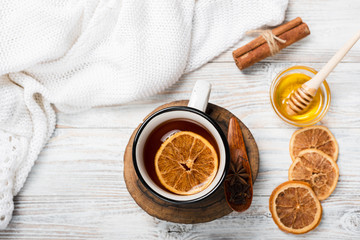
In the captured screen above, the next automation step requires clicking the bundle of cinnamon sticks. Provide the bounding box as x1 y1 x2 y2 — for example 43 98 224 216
233 17 310 70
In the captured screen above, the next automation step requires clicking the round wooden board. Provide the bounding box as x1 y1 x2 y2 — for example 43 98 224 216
124 100 259 224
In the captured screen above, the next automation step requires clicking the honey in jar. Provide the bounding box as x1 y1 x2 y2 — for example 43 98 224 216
270 66 331 127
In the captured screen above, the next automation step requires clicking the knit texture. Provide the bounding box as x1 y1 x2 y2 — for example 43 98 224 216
0 0 288 228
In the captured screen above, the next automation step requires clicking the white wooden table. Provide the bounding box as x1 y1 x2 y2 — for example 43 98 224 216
1 1 360 239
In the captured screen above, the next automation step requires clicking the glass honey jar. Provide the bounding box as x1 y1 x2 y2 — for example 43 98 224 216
270 66 331 127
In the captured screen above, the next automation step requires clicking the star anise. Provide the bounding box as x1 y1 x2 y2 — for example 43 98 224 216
225 157 251 204
226 157 249 185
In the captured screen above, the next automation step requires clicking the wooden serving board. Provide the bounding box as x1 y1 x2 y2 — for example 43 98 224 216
124 100 259 224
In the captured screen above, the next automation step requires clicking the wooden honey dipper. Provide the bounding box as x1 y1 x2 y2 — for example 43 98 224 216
286 30 360 116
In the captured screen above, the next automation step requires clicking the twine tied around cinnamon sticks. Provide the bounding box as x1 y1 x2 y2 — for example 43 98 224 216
246 30 286 56
233 17 310 70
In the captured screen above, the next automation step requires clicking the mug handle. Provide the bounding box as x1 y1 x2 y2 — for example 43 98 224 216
188 80 211 112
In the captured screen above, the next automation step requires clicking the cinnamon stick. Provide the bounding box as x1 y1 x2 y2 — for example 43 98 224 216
233 17 310 70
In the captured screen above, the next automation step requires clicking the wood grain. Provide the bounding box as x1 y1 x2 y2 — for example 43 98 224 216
1 128 360 239
123 100 259 224
2 0 360 239
214 0 360 64
56 62 360 130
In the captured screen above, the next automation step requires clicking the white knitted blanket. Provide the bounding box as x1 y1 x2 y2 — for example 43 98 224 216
0 0 288 228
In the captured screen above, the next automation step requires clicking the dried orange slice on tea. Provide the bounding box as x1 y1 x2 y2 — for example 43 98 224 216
155 131 218 195
269 181 322 234
288 149 339 200
290 126 339 162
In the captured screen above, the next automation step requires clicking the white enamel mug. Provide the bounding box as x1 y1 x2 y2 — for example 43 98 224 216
132 80 230 203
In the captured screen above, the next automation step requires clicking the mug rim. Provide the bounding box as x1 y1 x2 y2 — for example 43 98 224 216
132 106 230 204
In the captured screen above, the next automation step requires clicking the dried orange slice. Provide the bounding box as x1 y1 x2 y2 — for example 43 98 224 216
269 181 322 234
155 131 218 195
288 149 339 200
290 126 339 162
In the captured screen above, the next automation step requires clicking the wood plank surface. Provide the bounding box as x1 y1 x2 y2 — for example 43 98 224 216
1 0 360 239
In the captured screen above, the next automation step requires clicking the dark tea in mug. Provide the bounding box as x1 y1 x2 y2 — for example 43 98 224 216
143 119 220 192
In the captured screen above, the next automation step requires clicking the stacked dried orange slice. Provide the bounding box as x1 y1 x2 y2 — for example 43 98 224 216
288 126 339 201
288 149 339 201
270 126 340 234
289 125 339 162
